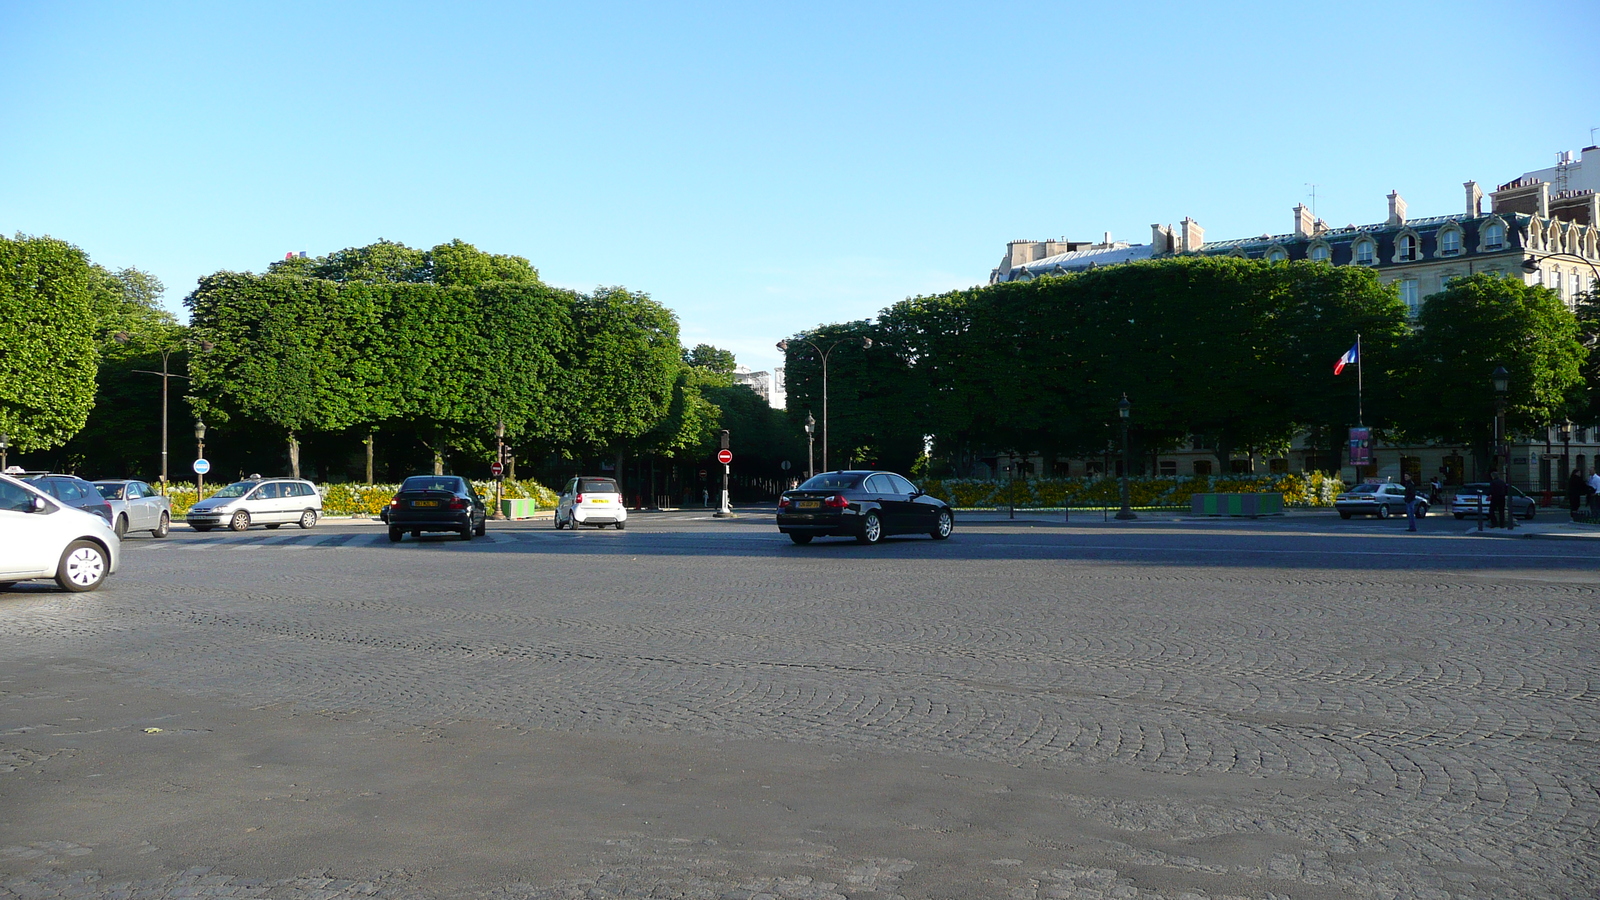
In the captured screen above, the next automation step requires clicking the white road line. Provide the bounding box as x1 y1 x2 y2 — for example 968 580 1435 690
979 542 1597 561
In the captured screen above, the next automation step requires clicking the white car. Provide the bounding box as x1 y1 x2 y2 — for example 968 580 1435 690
0 473 120 592
186 477 323 532
554 476 627 530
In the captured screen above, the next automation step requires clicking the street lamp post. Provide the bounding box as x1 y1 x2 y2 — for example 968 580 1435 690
115 332 210 495
1560 422 1572 494
0 433 8 471
1116 394 1137 520
1493 366 1514 530
776 335 871 474
193 420 207 497
492 419 507 520
804 413 815 480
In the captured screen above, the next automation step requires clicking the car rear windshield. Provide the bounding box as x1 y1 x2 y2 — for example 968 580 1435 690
1346 484 1379 494
401 476 465 493
579 479 619 493
798 473 864 491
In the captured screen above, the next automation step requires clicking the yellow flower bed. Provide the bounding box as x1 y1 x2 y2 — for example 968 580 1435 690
922 474 1344 509
158 479 560 517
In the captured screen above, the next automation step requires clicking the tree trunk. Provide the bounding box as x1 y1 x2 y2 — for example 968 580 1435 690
1213 432 1233 477
433 447 444 476
365 432 375 484
288 433 301 479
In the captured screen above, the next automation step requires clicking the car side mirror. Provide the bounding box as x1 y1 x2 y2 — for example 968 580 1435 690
31 496 48 513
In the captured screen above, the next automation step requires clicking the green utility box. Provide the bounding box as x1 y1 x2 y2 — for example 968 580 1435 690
500 498 539 519
1191 492 1283 518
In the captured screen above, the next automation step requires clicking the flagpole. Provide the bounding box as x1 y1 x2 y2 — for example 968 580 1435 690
1356 332 1364 426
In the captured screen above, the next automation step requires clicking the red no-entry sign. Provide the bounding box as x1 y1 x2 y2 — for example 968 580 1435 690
490 462 504 477
716 449 733 465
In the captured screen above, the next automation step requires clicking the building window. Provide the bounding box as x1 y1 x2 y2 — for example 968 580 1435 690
1400 279 1420 316
1269 458 1288 474
1267 247 1288 263
1440 229 1462 255
1573 272 1583 300
1484 222 1505 250
1397 234 1417 261
1159 460 1177 476
1355 240 1376 265
1309 243 1330 263
1193 460 1213 475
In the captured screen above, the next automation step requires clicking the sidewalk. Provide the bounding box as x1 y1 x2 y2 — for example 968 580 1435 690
949 507 1600 540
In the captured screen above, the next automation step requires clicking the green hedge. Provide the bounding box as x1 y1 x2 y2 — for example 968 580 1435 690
158 479 560 517
921 473 1345 509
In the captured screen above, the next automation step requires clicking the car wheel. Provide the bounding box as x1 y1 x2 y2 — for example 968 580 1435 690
264 523 281 530
56 540 109 593
1377 505 1391 519
475 519 486 536
857 511 883 545
0 582 15 591
153 512 170 538
460 523 473 541
229 511 251 532
299 509 318 529
789 533 813 544
1338 511 1352 519
388 528 403 543
1415 504 1427 518
191 525 213 532
930 509 953 540
1523 504 1536 520
114 515 128 538
615 521 625 530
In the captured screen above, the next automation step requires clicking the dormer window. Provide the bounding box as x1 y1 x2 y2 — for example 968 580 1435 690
1440 229 1462 255
1483 222 1505 251
1397 234 1417 262
1354 239 1376 265
1309 243 1331 263
1267 247 1288 263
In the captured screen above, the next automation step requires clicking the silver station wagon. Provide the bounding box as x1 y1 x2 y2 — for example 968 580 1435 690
187 477 323 532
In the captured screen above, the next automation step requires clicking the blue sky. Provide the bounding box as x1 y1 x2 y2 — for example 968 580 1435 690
4 1 1597 377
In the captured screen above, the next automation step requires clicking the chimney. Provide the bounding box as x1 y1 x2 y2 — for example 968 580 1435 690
1293 204 1314 238
1465 181 1483 216
1387 190 1407 226
1151 224 1176 255
1181 217 1204 253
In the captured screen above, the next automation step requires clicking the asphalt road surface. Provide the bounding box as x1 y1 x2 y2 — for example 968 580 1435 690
2 511 1596 899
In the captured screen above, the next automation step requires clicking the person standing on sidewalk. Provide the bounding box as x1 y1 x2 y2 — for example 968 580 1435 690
1488 472 1509 529
1403 475 1419 532
1568 467 1588 516
1588 469 1600 517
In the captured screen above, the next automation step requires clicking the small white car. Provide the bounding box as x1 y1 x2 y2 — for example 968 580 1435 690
186 477 323 532
0 473 120 592
554 476 627 530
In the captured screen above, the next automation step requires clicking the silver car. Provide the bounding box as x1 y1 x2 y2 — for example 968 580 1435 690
187 477 323 532
1448 483 1537 520
0 473 120 592
1334 482 1428 520
93 480 173 538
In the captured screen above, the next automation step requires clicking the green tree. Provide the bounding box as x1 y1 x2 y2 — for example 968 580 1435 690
0 234 100 453
557 287 681 461
683 343 737 375
1402 273 1584 454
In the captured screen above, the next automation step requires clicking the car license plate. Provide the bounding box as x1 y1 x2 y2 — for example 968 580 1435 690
799 500 821 509
590 498 609 504
413 500 439 507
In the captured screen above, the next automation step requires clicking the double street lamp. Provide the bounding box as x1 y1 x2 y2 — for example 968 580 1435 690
775 335 871 473
114 331 212 495
1116 394 1137 520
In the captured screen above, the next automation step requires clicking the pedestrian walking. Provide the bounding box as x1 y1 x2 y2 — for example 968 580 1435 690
1403 475 1419 532
1588 470 1600 517
1428 473 1443 506
1488 472 1509 529
1568 467 1588 516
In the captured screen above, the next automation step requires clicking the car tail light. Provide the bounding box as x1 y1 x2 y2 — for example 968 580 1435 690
575 493 584 504
777 496 792 509
448 498 468 510
824 494 849 509
389 499 400 508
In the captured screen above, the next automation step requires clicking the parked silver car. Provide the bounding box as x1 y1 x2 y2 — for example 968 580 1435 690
1448 483 1537 520
186 477 323 532
1334 482 1428 520
93 480 173 537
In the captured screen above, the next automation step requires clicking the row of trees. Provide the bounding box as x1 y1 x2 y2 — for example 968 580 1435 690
4 235 801 495
779 258 1592 476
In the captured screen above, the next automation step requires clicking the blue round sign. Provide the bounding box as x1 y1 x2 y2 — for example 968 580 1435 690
192 458 211 475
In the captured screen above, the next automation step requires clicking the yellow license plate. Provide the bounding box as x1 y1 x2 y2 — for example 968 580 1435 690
799 500 821 509
589 498 609 503
413 500 439 507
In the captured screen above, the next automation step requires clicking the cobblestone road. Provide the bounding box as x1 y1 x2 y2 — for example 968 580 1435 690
2 515 1596 899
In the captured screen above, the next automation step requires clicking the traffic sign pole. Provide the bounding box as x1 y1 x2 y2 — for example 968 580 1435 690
714 434 734 518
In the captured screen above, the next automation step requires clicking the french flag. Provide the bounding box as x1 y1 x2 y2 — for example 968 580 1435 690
1333 343 1358 375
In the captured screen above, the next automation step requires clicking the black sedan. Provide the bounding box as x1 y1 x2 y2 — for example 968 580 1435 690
386 475 488 542
776 470 954 545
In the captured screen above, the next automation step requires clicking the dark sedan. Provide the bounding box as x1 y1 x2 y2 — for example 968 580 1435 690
776 470 954 545
18 473 115 526
386 475 488 542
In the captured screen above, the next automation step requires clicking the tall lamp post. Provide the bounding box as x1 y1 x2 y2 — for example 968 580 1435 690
115 332 210 495
1560 421 1571 489
0 432 8 471
1116 394 1137 520
775 335 871 473
491 419 507 520
804 413 815 480
1492 366 1514 530
193 420 207 497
